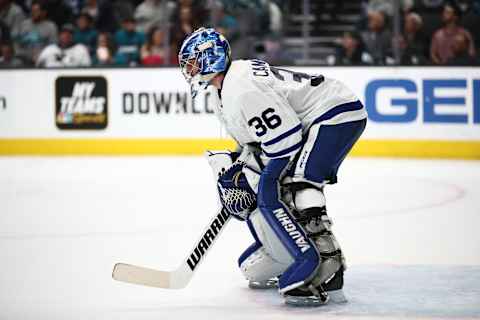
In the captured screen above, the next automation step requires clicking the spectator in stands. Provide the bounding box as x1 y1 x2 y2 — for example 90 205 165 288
0 0 26 38
0 19 10 43
113 0 136 25
361 10 392 64
114 16 145 66
366 0 395 18
94 31 115 65
177 0 208 24
412 0 445 12
327 31 373 65
44 0 74 28
74 13 97 57
228 0 268 37
261 0 282 35
408 0 445 41
461 0 480 51
82 0 117 33
140 26 174 65
36 23 91 67
396 12 429 65
82 0 134 33
210 0 265 59
358 0 413 31
430 2 476 64
171 4 202 54
82 0 99 22
134 0 176 33
0 41 23 67
255 35 293 65
446 32 478 65
210 2 239 44
64 0 83 15
366 0 415 17
15 1 58 65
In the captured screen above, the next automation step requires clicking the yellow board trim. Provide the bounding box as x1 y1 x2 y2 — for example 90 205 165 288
0 138 237 156
350 140 480 159
0 138 479 159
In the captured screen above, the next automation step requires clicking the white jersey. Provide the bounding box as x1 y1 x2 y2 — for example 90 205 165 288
215 59 367 159
36 43 91 67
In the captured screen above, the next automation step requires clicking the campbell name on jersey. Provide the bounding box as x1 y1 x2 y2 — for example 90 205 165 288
216 59 367 159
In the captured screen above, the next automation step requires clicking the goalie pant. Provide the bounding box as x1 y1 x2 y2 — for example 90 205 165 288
237 117 367 293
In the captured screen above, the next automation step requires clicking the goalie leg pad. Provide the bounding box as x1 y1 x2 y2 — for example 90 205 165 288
246 207 321 293
257 158 322 293
239 245 287 284
238 210 292 283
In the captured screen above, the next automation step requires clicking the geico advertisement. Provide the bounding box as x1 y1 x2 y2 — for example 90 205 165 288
314 67 480 140
0 67 478 140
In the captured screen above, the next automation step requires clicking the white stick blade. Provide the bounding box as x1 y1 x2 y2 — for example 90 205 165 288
112 263 172 288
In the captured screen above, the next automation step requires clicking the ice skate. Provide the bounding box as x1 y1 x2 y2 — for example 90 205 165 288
284 267 346 306
248 278 278 289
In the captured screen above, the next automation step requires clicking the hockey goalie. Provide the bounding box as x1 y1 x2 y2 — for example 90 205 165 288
182 27 367 306
114 27 366 307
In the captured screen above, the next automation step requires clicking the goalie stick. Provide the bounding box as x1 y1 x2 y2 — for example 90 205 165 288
112 208 231 289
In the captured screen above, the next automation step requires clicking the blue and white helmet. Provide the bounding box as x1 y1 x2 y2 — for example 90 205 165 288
178 27 231 83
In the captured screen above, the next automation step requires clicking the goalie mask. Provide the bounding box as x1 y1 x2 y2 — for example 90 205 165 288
178 27 232 84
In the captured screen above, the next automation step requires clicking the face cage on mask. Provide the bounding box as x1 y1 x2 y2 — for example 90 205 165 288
179 50 204 83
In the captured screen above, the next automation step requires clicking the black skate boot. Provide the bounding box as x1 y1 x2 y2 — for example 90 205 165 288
283 267 345 306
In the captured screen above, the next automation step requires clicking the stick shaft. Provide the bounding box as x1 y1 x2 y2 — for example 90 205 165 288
112 208 231 289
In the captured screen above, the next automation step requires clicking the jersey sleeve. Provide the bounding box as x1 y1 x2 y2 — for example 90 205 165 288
238 88 303 159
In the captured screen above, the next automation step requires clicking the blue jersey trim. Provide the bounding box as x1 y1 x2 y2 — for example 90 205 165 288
262 101 362 158
258 158 299 257
262 124 302 147
312 100 364 125
263 140 303 158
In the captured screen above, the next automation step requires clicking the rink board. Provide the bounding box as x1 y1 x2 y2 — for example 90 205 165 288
0 67 479 158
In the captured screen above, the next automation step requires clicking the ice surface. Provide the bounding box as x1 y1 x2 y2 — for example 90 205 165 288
0 157 479 320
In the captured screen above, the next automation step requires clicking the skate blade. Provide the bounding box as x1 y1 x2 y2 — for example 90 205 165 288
327 289 348 304
284 294 330 307
248 279 278 289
